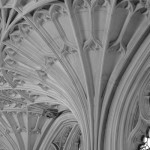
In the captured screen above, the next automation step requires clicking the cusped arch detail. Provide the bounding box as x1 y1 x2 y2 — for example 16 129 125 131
102 30 150 150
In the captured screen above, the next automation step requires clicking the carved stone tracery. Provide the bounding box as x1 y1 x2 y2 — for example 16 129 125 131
0 0 150 150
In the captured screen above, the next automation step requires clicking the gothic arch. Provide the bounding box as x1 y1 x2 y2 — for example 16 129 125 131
102 31 150 150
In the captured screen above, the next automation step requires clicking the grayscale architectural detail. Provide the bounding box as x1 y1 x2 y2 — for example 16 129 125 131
0 0 150 150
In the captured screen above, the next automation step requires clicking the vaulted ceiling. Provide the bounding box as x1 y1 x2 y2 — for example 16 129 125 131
0 0 150 150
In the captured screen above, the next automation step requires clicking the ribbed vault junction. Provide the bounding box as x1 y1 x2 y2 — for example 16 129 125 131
0 0 150 150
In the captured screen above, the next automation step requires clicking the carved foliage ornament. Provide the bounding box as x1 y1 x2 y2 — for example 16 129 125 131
139 127 150 150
